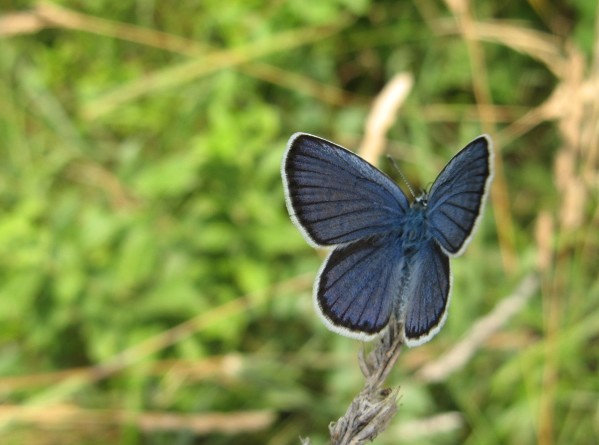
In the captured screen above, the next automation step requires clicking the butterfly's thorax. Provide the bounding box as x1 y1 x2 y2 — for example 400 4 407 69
397 195 433 255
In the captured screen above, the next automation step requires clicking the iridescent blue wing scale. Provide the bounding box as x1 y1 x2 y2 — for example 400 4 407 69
427 135 494 256
282 133 409 247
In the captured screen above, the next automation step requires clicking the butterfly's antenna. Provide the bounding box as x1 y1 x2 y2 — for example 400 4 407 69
386 155 417 199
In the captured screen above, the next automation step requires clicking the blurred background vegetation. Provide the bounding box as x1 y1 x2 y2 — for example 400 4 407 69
0 1 598 444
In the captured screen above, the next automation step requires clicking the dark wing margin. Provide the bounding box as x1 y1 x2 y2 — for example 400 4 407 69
402 241 451 347
315 235 405 340
282 133 409 247
427 135 493 256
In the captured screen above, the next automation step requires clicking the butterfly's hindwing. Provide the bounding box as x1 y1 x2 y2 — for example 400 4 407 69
402 241 451 347
282 133 409 247
427 136 493 256
315 235 406 340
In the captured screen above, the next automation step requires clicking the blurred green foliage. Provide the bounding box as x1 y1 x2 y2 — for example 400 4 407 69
0 1 598 444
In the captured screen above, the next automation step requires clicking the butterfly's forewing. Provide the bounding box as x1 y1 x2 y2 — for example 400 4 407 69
427 135 493 256
315 234 406 340
282 133 409 247
402 241 451 347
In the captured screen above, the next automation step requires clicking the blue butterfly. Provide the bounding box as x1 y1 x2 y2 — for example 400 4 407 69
281 133 493 347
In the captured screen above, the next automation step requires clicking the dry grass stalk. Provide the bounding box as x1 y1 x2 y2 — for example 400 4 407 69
0 3 360 108
417 274 539 383
331 325 403 444
392 411 464 440
0 404 274 435
301 324 404 445
534 211 555 273
359 73 413 164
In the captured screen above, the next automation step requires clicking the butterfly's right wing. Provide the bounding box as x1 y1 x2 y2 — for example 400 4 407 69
282 133 409 247
427 135 493 256
402 241 451 347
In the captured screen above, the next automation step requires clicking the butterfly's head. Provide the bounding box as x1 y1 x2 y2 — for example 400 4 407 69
413 194 428 209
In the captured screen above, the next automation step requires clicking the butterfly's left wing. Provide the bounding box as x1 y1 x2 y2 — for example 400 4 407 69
315 234 406 340
282 133 409 247
402 241 451 347
427 135 494 256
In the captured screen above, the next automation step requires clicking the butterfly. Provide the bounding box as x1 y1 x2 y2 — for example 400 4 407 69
281 133 493 347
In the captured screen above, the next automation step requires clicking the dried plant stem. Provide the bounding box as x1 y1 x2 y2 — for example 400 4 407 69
417 273 539 383
302 323 403 445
